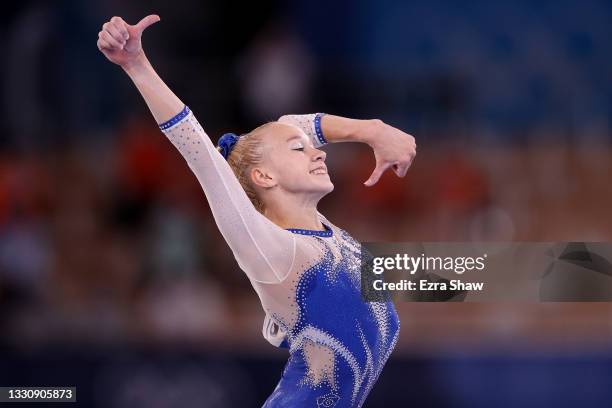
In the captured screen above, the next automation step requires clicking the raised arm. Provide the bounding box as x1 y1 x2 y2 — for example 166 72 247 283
97 15 296 283
280 113 417 186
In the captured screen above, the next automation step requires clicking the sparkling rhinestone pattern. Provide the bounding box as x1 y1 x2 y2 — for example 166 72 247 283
159 105 191 130
278 113 328 148
263 223 400 407
314 113 328 145
286 223 333 237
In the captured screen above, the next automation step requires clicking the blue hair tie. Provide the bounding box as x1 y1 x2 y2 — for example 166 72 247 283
217 132 239 160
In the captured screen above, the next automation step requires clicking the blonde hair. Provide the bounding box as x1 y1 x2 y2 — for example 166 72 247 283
218 122 276 213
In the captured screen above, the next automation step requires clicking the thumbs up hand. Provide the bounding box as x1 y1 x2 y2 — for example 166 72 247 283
97 15 160 67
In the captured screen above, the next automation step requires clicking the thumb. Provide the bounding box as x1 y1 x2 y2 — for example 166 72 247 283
135 14 160 32
364 162 389 187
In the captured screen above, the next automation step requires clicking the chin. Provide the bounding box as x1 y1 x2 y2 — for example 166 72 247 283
305 180 334 199
290 177 334 196
318 180 334 195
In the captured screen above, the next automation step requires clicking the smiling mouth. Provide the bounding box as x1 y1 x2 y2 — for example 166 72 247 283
310 168 328 175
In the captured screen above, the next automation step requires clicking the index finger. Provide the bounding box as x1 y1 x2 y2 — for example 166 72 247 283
394 161 411 178
110 16 129 29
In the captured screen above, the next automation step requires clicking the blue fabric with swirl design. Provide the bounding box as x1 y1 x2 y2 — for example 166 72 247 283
263 229 400 408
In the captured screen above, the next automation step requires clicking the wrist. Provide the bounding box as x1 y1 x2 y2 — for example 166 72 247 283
350 118 383 145
121 53 151 77
319 115 371 144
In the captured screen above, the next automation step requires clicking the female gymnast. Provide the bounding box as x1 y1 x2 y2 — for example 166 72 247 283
97 14 416 407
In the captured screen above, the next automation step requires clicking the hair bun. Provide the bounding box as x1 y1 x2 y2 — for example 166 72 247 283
217 133 239 160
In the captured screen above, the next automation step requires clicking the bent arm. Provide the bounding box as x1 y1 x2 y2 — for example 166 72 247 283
280 112 416 186
278 113 379 146
124 56 296 284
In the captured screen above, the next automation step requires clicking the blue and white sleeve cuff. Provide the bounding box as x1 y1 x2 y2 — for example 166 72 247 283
313 113 327 146
278 113 328 148
159 105 191 131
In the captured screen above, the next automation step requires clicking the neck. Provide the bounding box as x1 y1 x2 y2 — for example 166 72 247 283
263 194 323 231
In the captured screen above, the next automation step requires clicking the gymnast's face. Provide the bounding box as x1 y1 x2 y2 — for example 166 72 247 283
252 122 334 199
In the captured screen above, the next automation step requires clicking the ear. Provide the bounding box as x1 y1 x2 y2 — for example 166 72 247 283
251 167 278 189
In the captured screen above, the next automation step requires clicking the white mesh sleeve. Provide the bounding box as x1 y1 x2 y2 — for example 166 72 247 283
159 106 296 284
278 113 328 148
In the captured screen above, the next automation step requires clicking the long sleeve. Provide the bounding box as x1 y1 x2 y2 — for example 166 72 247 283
278 113 328 148
159 106 296 284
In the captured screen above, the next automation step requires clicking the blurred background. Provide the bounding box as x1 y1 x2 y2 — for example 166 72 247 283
1 0 612 406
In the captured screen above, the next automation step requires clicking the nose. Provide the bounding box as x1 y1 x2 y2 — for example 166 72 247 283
311 147 326 162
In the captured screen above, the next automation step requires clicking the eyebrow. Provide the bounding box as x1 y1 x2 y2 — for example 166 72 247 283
285 135 304 142
285 134 314 148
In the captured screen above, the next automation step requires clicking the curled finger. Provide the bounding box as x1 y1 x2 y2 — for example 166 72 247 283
103 22 125 45
97 37 112 50
392 160 411 178
100 30 122 49
111 18 129 40
398 162 410 177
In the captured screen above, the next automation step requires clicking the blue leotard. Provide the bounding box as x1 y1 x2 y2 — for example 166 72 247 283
263 224 400 408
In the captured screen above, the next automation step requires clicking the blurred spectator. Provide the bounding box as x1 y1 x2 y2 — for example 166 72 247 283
238 21 314 121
